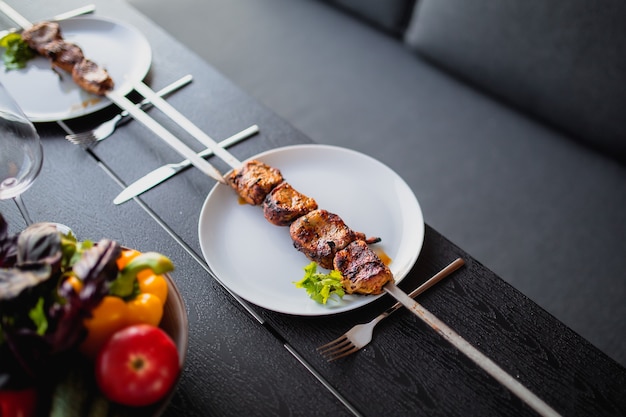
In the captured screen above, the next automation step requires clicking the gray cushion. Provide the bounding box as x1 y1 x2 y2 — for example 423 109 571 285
405 0 626 161
322 0 416 35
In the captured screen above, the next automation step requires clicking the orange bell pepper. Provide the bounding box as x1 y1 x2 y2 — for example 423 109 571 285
126 293 164 327
80 295 128 358
79 250 174 358
137 270 168 304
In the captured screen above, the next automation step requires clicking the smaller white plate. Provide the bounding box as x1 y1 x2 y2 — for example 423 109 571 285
198 145 425 316
0 16 152 122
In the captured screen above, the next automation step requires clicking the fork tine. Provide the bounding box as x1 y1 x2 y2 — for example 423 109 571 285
320 341 356 357
66 132 91 140
66 131 93 140
64 75 194 146
325 345 360 362
67 134 97 146
64 117 117 145
316 335 348 352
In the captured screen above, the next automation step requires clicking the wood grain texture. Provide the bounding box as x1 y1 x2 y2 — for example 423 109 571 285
260 227 626 416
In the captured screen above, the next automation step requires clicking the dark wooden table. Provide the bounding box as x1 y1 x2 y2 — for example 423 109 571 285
1 1 625 416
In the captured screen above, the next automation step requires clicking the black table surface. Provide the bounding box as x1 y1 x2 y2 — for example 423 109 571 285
1 1 625 416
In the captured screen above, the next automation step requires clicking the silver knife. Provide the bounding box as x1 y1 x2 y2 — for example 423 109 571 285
0 4 95 37
114 125 259 204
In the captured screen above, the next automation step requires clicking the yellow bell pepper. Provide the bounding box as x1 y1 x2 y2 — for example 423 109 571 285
78 249 174 358
137 270 169 304
80 295 128 358
126 293 164 327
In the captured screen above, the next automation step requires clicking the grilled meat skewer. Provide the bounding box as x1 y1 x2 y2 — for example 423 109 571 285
21 21 114 95
43 40 84 73
226 160 284 205
334 239 393 295
72 59 114 96
225 159 389 296
289 209 380 270
263 181 318 226
21 21 62 54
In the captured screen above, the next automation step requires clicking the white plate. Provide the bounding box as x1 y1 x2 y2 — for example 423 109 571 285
198 145 425 316
0 16 151 122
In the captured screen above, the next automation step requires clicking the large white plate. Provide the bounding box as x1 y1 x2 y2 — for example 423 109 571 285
198 145 425 315
0 16 151 122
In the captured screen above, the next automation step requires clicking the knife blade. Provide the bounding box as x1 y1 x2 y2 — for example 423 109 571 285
383 282 561 417
0 3 95 38
114 125 259 205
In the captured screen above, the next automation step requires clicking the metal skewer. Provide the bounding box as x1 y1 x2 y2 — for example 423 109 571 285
383 283 561 417
0 1 229 184
105 90 226 184
0 4 95 38
0 1 33 29
132 80 242 169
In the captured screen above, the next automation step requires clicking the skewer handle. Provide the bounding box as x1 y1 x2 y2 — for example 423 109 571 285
106 90 226 184
0 1 33 29
133 80 242 169
383 282 561 417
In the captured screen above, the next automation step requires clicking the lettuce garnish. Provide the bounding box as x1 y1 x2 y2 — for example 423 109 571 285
294 262 345 304
1 32 35 70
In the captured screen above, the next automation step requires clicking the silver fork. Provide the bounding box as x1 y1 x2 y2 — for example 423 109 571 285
317 257 465 361
65 74 193 146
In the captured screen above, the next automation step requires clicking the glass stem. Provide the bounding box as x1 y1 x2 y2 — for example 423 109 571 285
13 194 33 225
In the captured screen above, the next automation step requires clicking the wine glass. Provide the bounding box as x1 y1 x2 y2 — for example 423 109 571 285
0 81 43 226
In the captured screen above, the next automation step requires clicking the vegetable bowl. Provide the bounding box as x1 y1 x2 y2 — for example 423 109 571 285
0 215 188 416
150 271 188 415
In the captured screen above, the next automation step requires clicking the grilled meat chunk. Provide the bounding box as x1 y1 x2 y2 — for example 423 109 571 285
334 240 393 295
21 21 62 54
43 40 84 73
21 21 114 96
263 182 318 226
226 160 283 205
289 209 371 269
71 59 114 96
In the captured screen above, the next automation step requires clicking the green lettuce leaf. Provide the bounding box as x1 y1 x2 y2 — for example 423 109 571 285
294 262 345 304
1 32 35 70
29 297 48 335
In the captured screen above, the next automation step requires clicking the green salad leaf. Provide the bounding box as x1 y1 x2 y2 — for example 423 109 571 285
294 262 345 304
28 297 48 336
1 32 35 70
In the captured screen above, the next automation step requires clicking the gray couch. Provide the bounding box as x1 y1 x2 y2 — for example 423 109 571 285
127 0 626 367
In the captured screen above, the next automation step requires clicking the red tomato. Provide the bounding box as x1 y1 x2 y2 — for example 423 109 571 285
0 388 37 417
95 324 180 407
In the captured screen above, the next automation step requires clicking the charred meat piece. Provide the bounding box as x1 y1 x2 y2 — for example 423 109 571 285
263 182 318 226
72 59 114 96
21 21 63 54
226 160 283 205
334 240 393 295
21 22 114 96
289 209 376 269
43 40 84 73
